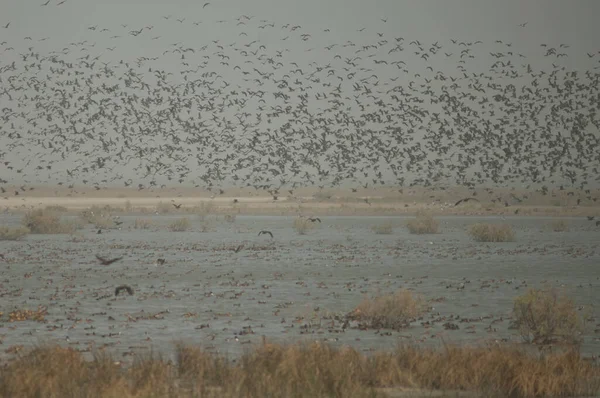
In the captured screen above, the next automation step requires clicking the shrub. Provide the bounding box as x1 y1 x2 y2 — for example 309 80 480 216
22 209 76 234
550 219 569 232
0 226 30 241
468 223 515 242
44 205 68 213
406 212 439 234
156 202 172 214
169 217 190 232
223 214 236 223
372 222 393 234
194 201 215 218
79 206 115 229
134 218 153 230
346 289 429 330
293 217 315 235
512 287 583 345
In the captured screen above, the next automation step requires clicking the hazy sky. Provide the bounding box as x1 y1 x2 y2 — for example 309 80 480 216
1 0 599 190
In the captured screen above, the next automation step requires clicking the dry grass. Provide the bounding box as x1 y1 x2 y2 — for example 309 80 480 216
0 225 30 240
192 201 215 219
134 218 153 230
549 219 569 232
169 217 191 232
468 223 515 242
347 289 430 330
8 306 48 322
372 221 393 234
79 206 115 229
512 287 583 346
293 216 316 235
156 201 172 214
223 214 236 223
1 342 598 398
406 212 439 234
21 209 77 234
44 205 68 213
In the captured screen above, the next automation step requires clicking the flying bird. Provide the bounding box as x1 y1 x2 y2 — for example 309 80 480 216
115 285 134 296
203 2 210 8
96 255 123 265
307 217 321 223
258 230 273 238
454 197 480 206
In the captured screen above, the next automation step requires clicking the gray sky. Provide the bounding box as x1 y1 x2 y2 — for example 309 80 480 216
1 0 599 190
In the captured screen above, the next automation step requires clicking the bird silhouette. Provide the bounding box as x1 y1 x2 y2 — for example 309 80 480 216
96 255 123 265
258 230 273 238
115 285 134 296
454 197 480 206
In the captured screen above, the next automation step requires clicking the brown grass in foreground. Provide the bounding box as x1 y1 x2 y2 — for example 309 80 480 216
1 342 598 398
468 223 515 242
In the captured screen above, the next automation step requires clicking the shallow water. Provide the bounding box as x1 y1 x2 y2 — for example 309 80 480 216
1 214 599 363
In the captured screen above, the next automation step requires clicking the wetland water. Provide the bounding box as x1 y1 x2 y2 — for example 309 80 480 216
1 215 599 362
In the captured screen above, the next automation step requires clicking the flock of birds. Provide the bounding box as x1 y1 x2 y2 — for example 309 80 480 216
0 11 600 196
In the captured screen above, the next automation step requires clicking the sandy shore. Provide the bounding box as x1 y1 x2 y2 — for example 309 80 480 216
1 185 599 217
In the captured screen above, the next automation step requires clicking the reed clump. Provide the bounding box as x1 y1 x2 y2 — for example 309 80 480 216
293 216 315 235
372 221 393 234
0 225 30 240
169 217 191 232
346 289 429 330
512 287 583 345
468 223 515 242
21 209 77 234
550 219 569 232
79 206 115 229
406 212 439 234
134 218 153 230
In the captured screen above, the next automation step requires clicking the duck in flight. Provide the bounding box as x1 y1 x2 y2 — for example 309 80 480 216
115 285 134 296
258 230 273 238
454 197 480 206
96 255 123 265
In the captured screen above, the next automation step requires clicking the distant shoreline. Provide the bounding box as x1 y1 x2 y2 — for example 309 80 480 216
2 188 598 218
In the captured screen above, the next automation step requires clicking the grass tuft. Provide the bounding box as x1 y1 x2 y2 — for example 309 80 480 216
21 209 77 234
406 212 439 234
0 225 30 240
293 217 316 235
134 218 153 230
372 221 393 234
550 219 569 232
347 289 429 330
468 223 515 242
169 217 191 232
